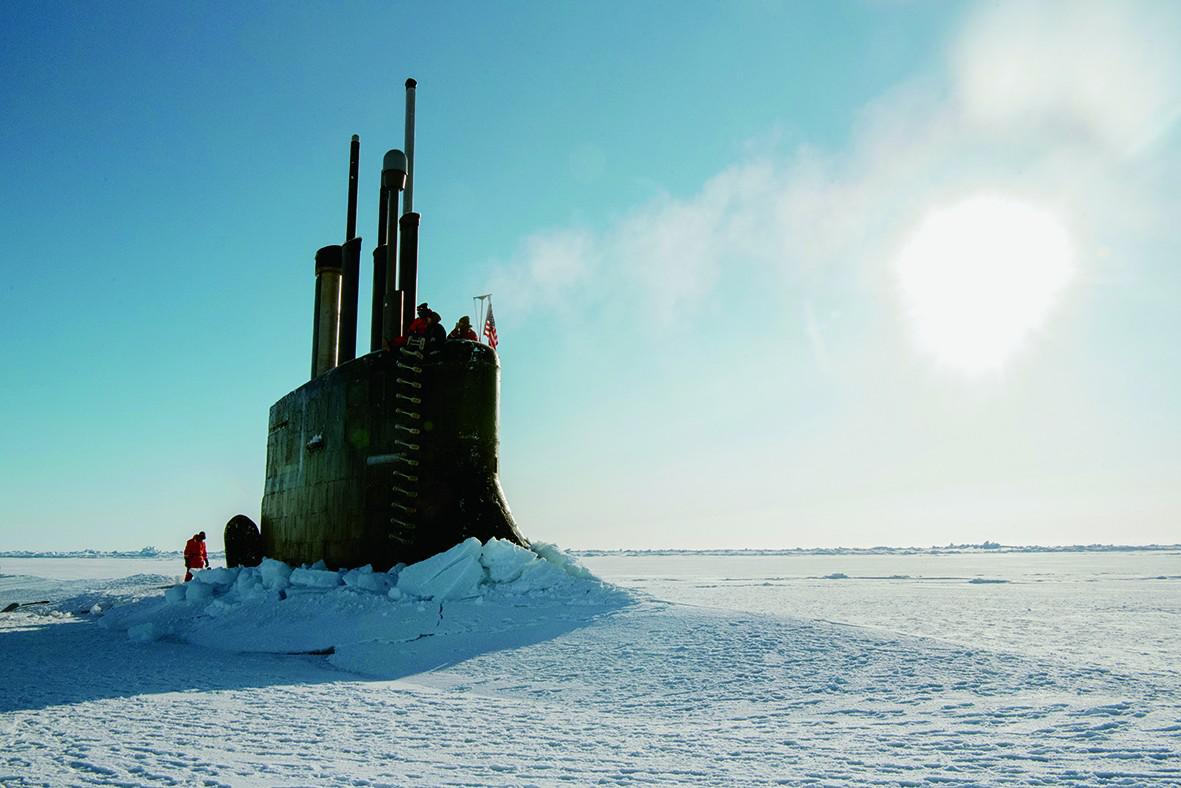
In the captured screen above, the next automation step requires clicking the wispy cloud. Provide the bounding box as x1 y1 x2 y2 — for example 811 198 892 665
493 0 1181 548
952 0 1181 157
492 0 1180 345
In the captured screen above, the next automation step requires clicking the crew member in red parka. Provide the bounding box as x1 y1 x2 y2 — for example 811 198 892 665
184 531 208 582
388 303 432 349
448 315 478 341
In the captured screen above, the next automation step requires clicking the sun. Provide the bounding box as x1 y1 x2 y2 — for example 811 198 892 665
894 194 1075 375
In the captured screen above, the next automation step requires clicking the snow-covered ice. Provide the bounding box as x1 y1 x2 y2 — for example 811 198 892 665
1 546 1178 784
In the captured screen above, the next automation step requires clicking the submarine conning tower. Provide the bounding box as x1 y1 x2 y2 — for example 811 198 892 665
256 79 528 571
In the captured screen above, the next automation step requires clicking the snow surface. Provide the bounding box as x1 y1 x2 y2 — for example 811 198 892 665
1 547 1178 784
3 542 1175 561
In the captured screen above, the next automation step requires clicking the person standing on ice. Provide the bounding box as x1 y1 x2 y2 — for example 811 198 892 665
183 531 208 582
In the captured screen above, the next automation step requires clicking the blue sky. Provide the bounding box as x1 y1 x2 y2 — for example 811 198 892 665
2 1 1178 551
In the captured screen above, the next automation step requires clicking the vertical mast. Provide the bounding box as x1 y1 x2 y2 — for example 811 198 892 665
403 78 417 215
346 134 359 239
339 135 361 363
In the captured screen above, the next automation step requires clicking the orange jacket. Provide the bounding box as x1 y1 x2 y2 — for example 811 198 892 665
184 537 208 569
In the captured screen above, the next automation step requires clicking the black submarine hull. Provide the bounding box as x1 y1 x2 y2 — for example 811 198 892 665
261 339 526 570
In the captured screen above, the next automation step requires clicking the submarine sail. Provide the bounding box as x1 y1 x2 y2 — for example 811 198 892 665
233 79 528 571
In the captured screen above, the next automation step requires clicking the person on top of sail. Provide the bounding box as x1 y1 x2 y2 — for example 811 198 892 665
425 310 447 351
407 303 431 337
389 303 432 350
448 315 478 341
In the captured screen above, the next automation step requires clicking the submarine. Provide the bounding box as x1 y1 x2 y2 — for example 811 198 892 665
224 79 528 571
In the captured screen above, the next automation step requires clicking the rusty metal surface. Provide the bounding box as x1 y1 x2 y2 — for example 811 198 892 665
261 342 526 570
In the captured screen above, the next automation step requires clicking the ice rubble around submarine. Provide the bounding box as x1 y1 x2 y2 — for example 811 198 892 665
98 538 631 676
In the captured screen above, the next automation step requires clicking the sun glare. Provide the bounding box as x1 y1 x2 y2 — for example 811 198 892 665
895 194 1075 375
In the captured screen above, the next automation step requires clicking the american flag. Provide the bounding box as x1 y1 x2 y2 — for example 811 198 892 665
483 302 498 349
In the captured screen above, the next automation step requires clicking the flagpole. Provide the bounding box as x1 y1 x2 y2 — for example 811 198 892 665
483 295 497 350
473 293 492 345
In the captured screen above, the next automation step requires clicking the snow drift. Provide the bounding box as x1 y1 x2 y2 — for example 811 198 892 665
98 538 631 678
